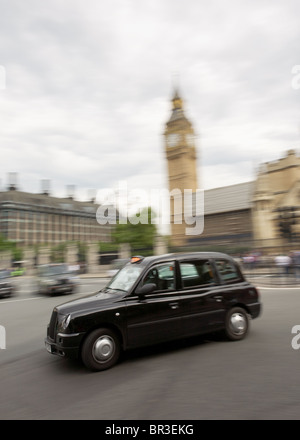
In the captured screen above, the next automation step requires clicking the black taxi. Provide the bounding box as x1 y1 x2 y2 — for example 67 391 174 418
45 252 261 371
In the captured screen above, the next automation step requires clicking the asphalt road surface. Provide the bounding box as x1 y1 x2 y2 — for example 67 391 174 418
1 276 300 420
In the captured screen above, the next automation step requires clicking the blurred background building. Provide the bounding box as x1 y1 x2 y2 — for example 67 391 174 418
0 177 112 246
164 89 300 252
252 150 300 246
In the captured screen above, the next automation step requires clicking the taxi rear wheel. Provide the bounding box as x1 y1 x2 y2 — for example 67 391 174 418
81 328 121 371
224 307 249 341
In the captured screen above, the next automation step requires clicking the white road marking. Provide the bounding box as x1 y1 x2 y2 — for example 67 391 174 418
0 296 44 304
0 290 97 304
258 286 300 290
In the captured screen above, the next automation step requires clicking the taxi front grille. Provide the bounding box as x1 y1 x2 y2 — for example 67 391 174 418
49 310 58 340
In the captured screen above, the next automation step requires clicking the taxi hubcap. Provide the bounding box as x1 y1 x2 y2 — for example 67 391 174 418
93 336 115 362
230 313 246 334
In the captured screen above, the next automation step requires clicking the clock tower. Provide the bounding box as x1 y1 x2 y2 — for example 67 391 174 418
164 88 199 246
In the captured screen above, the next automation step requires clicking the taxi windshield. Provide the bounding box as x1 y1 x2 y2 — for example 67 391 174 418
106 264 143 293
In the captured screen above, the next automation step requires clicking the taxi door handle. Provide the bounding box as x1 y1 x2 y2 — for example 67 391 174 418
169 302 179 310
213 295 223 302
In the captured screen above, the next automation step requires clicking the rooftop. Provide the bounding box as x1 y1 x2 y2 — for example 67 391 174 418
0 189 98 214
204 181 254 215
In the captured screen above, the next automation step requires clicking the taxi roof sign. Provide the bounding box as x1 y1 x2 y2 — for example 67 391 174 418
130 256 144 263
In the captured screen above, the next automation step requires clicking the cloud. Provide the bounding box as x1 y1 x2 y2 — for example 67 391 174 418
0 0 299 202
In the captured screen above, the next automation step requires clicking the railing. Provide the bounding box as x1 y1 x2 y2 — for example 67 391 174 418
240 262 300 286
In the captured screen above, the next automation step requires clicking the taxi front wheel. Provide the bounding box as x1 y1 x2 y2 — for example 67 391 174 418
224 307 249 341
81 328 121 371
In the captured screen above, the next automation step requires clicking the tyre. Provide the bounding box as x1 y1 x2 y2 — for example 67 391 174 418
81 328 121 371
224 307 249 341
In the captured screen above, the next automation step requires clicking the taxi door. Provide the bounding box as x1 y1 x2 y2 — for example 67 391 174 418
178 258 226 337
125 261 182 348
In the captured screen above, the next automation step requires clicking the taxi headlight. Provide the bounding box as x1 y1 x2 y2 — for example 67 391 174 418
61 314 71 331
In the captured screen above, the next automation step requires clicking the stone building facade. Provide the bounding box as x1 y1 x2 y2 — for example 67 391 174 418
0 186 112 246
252 149 300 244
189 182 254 248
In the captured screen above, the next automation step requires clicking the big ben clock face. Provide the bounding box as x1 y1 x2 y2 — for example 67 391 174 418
186 134 194 146
167 133 180 147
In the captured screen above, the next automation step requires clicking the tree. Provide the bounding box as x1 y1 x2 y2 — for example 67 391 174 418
112 207 157 249
0 234 23 261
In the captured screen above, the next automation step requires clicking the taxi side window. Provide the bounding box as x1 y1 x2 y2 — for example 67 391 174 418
215 259 241 283
180 260 214 288
142 263 175 292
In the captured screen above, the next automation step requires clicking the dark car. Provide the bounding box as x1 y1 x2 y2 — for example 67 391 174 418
37 263 77 295
45 252 261 371
0 269 15 298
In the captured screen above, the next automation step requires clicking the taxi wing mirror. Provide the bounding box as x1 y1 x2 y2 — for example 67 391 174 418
136 283 157 296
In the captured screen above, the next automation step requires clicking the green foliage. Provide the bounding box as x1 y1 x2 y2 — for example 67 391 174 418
0 235 23 261
50 243 66 263
0 235 13 252
11 246 23 261
77 241 87 262
112 207 157 249
98 242 119 252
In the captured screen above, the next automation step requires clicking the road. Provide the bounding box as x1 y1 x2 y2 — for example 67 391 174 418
1 276 300 420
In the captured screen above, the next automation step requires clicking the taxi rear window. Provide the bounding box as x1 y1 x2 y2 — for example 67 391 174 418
215 259 242 283
179 260 215 288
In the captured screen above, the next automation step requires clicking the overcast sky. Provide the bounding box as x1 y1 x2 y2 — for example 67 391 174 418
0 0 300 206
